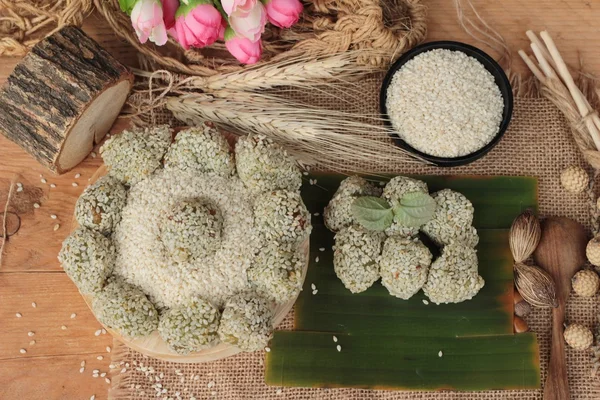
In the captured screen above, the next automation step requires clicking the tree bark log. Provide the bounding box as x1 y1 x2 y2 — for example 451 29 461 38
0 26 133 174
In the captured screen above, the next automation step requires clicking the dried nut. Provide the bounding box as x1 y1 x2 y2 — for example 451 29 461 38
586 237 600 266
571 270 600 297
563 323 593 350
509 210 541 263
514 263 558 308
513 316 530 333
560 166 589 193
514 299 532 318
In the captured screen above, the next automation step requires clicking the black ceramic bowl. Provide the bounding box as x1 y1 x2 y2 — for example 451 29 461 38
380 41 513 167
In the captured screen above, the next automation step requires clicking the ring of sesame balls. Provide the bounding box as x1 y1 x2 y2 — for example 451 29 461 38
74 176 127 235
324 176 382 232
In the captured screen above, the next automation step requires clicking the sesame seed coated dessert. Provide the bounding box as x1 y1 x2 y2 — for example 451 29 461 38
92 277 159 338
101 125 172 186
379 236 432 300
383 176 428 237
160 198 223 262
333 225 384 293
217 291 274 351
421 189 478 247
235 135 302 194
74 176 127 235
385 49 504 158
248 244 304 304
158 297 221 354
253 190 312 248
422 243 485 304
58 227 115 295
164 124 234 177
324 176 382 232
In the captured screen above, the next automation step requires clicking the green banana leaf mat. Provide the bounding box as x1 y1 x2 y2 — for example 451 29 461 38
265 174 541 391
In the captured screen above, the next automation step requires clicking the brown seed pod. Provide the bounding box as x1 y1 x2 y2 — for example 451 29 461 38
514 262 559 308
509 210 542 263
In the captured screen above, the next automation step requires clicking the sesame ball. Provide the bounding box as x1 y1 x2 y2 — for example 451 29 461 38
217 291 274 352
572 270 599 297
92 277 159 338
563 323 593 350
164 124 234 177
74 176 127 235
253 190 312 247
248 244 304 304
379 236 432 300
161 199 223 262
421 189 478 247
101 125 172 186
235 135 302 194
333 225 384 293
422 243 485 304
560 166 589 194
158 297 221 354
382 176 428 237
586 237 600 266
58 227 115 295
324 176 382 232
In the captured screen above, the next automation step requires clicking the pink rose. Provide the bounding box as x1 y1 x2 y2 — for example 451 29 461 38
162 0 180 29
264 0 302 28
225 27 262 64
131 0 168 46
228 1 266 42
221 0 256 17
169 0 224 49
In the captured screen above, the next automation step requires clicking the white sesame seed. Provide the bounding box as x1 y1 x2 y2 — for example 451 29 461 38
50 214 57 219
106 346 111 353
336 345 342 352
28 332 34 337
50 184 56 188
333 336 338 343
80 367 85 373
97 355 103 360
16 187 23 192
33 203 40 208
276 389 282 395
81 361 86 367
312 289 318 295
109 364 115 369
72 182 78 187
303 172 309 176
121 368 127 373
61 325 67 330
94 329 102 336
29 340 35 345
71 313 76 319
31 302 36 308
100 372 106 377
91 152 97 158
422 300 429 305
15 312 22 318
75 173 81 179
207 381 215 388
310 283 316 290
53 224 60 231
90 395 95 400
265 347 271 352
438 350 443 357
92 369 99 374
16 182 22 187
41 178 47 184
313 212 320 216
211 392 217 396
319 248 325 251
105 378 111 384
101 329 107 334
19 349 26 354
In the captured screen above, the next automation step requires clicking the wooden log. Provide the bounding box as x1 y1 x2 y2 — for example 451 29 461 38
0 26 133 174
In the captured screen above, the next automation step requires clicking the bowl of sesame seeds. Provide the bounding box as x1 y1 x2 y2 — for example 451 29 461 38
380 41 513 167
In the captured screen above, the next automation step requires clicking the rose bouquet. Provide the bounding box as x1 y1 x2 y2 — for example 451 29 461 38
119 0 303 65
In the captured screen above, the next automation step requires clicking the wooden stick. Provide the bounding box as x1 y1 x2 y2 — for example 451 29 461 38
531 43 557 79
526 30 558 71
518 50 546 82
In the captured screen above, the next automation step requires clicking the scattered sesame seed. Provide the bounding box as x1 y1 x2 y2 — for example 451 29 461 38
91 152 97 158
53 224 60 231
72 182 78 187
28 332 34 337
105 378 111 384
33 203 40 209
207 381 215 388
319 248 325 251
303 172 309 176
121 368 127 373
100 372 106 377
50 184 56 188
109 364 115 369
29 340 35 345
101 329 107 334
92 369 99 374
310 283 316 290
265 347 271 352
61 325 67 330
313 212 320 216
16 182 22 187
422 300 429 305
50 214 57 219
276 389 282 395
211 392 217 396
41 178 47 184
80 367 85 373
438 350 443 358
19 349 26 354
31 302 36 308
75 173 81 179
336 345 342 352
16 187 23 193
15 312 22 318
333 336 338 343
90 395 95 400
71 313 77 319
106 346 111 352
312 289 318 295
97 355 103 360
94 329 102 336
315 257 320 262
81 361 86 367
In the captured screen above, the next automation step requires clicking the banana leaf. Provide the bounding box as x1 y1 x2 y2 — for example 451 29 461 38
265 174 541 391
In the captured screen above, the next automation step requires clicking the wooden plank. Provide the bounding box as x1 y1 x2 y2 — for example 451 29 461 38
0 272 113 358
0 353 112 400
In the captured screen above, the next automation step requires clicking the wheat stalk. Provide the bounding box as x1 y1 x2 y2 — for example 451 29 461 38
166 91 425 171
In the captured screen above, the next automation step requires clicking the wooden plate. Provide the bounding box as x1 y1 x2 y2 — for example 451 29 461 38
73 165 310 363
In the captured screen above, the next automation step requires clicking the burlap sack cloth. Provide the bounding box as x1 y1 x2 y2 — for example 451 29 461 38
106 74 600 399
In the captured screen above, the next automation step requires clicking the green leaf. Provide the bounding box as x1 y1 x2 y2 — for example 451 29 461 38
119 0 138 14
392 191 436 227
351 196 393 231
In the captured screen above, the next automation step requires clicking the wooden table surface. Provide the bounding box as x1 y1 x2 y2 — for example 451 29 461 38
1 1 599 399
